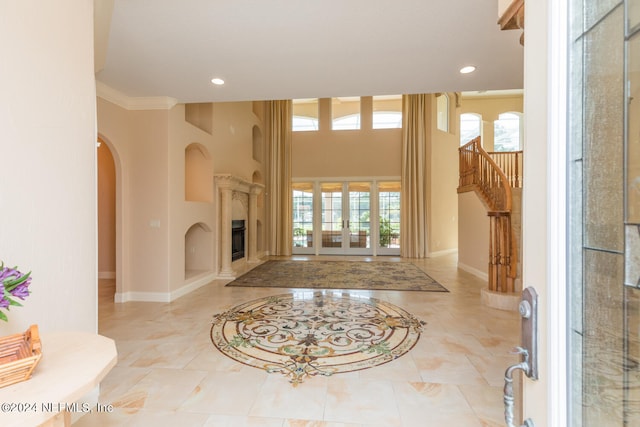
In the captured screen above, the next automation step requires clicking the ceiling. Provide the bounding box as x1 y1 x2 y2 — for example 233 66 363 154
95 0 524 104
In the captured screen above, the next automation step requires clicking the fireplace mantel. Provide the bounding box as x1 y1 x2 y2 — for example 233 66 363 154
214 174 263 278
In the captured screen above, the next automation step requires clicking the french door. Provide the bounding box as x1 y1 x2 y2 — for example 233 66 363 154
320 182 372 255
292 179 400 256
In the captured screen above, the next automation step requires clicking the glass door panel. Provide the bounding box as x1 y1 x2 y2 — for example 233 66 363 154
348 182 371 250
378 182 400 254
317 182 374 254
565 2 640 425
292 182 314 251
321 183 344 250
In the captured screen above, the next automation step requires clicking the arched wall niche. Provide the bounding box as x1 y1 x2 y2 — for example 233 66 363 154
185 143 213 202
252 170 264 208
252 125 263 163
184 222 213 279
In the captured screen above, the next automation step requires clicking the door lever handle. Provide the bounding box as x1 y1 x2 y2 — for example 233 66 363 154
503 347 534 427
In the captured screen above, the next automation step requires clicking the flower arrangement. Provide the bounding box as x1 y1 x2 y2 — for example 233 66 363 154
0 263 32 322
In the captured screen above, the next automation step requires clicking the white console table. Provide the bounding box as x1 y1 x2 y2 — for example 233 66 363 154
0 331 117 427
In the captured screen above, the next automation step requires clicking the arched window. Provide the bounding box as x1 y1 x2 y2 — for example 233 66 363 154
494 112 522 151
460 113 481 145
372 111 402 129
292 116 319 131
292 98 319 131
372 95 402 129
332 113 361 130
436 94 449 132
332 97 360 130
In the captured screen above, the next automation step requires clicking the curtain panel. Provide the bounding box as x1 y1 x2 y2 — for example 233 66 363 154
265 100 293 256
401 94 430 258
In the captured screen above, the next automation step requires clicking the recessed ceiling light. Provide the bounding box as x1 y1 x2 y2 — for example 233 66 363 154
211 78 225 85
459 66 476 74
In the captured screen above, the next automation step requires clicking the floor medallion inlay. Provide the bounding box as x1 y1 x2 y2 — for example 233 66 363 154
210 291 425 385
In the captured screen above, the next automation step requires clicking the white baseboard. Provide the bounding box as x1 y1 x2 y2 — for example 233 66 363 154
114 291 169 303
114 272 217 303
98 271 116 279
457 262 489 281
429 248 458 258
170 272 217 301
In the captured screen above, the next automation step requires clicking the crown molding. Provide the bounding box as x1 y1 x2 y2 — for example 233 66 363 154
96 81 178 110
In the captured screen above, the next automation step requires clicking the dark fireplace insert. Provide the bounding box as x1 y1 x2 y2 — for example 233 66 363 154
231 220 246 261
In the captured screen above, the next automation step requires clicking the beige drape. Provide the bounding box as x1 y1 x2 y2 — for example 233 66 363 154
401 94 430 258
265 100 293 256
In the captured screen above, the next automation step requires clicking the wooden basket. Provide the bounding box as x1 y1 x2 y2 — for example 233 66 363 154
0 324 42 388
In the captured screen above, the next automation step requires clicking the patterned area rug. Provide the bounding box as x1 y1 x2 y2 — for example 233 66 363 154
226 260 448 292
210 292 425 385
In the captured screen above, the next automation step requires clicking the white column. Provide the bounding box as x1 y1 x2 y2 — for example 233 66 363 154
248 186 261 262
219 185 234 277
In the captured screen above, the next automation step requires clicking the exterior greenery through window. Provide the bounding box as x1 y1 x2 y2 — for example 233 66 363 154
292 183 313 248
378 183 400 249
460 113 481 145
493 112 521 152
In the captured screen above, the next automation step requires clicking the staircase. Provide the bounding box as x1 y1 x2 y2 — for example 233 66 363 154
458 137 523 293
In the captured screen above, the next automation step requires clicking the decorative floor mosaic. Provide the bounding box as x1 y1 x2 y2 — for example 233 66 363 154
210 291 425 386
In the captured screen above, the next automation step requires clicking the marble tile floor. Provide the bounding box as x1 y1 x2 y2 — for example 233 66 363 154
75 254 520 427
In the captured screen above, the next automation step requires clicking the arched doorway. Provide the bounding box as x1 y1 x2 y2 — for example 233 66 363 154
97 135 123 304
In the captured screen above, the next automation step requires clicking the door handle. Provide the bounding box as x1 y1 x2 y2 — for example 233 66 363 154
504 347 534 427
503 287 538 427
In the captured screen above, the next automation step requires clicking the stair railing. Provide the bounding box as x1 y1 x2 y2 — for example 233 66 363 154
488 150 523 188
458 137 518 293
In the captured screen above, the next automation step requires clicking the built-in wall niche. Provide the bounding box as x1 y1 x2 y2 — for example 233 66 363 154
252 125 263 163
185 143 213 202
252 170 264 208
184 222 213 280
185 103 213 134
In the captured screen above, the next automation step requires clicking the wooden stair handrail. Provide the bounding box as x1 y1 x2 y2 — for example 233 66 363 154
458 137 513 212
458 137 519 292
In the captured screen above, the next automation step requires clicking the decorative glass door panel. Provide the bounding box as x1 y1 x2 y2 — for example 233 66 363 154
292 182 314 251
318 182 373 254
347 182 371 250
565 1 640 425
377 182 400 255
293 180 391 255
321 183 344 250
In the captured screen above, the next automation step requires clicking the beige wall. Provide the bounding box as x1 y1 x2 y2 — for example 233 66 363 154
457 192 490 277
0 1 96 335
292 94 459 256
292 97 402 178
98 98 265 300
429 94 459 254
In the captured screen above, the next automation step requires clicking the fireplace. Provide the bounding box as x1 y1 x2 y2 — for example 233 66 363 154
231 220 246 261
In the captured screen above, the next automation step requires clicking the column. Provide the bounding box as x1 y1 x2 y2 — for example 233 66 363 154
247 186 260 263
219 185 234 277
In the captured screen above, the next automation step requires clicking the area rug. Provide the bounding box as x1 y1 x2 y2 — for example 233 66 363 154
225 260 448 292
210 292 425 386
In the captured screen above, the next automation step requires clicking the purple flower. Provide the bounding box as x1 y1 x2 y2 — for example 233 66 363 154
0 262 33 321
11 282 30 300
0 267 18 282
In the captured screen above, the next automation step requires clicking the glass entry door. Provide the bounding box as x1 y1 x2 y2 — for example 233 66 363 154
320 182 372 254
